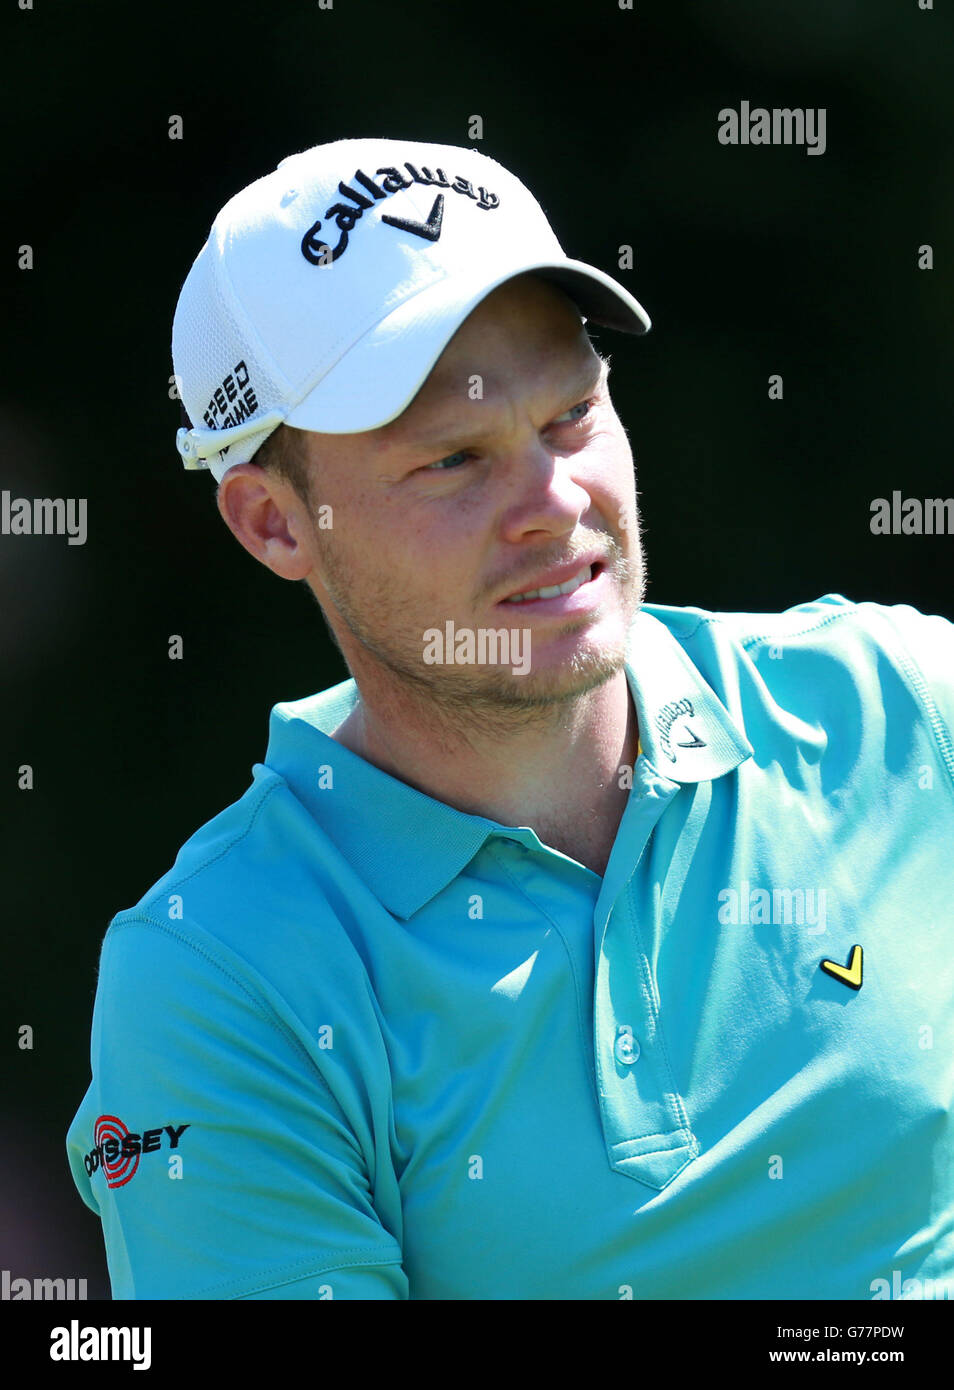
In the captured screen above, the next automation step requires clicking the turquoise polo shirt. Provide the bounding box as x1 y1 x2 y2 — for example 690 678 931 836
66 593 954 1300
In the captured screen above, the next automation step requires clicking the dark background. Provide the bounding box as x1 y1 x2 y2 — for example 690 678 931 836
2 0 951 1299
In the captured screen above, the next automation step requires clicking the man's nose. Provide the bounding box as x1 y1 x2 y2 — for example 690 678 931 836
497 441 593 544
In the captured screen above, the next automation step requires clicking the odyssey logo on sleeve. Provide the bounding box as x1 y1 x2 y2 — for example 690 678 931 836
83 1115 190 1187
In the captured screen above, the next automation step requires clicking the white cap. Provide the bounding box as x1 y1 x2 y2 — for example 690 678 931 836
172 136 651 483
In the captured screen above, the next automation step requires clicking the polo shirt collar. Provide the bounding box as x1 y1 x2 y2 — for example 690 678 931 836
624 607 754 782
263 607 752 918
265 679 499 920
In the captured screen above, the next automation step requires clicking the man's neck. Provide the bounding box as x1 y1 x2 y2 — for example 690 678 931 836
330 669 638 878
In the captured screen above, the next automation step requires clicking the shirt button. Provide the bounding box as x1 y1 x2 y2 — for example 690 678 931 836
614 1025 640 1065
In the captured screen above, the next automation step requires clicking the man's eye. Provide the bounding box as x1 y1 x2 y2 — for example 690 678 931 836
552 400 593 425
421 450 472 472
418 401 594 473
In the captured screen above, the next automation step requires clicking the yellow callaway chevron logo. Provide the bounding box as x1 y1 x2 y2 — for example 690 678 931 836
820 944 863 990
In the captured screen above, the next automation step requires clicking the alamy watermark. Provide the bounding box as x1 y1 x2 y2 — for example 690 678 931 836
718 101 827 156
49 1321 151 1369
718 880 827 934
2 490 87 545
422 621 531 676
870 493 954 535
3 1268 87 1299
871 1270 952 1300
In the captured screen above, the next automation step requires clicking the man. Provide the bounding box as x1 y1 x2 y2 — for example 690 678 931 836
67 137 954 1301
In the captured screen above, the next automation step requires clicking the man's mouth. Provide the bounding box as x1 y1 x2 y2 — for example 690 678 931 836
501 561 604 604
503 563 592 603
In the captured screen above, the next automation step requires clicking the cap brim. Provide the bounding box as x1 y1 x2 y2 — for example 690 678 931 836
285 257 650 436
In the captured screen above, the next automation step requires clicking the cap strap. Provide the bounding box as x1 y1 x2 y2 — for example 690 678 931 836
176 410 286 470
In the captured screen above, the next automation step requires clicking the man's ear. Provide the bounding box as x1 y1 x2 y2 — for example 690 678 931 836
215 463 315 582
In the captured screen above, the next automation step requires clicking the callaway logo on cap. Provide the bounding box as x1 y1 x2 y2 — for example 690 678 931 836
172 136 652 483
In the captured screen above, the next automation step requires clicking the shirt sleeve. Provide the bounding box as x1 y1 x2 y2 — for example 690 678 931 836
860 599 954 793
66 914 408 1300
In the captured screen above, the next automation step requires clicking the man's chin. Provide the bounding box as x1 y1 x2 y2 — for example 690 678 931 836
407 604 633 707
492 665 624 711
420 639 629 714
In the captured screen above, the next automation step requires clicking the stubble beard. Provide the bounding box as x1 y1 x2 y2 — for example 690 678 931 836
313 526 646 742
